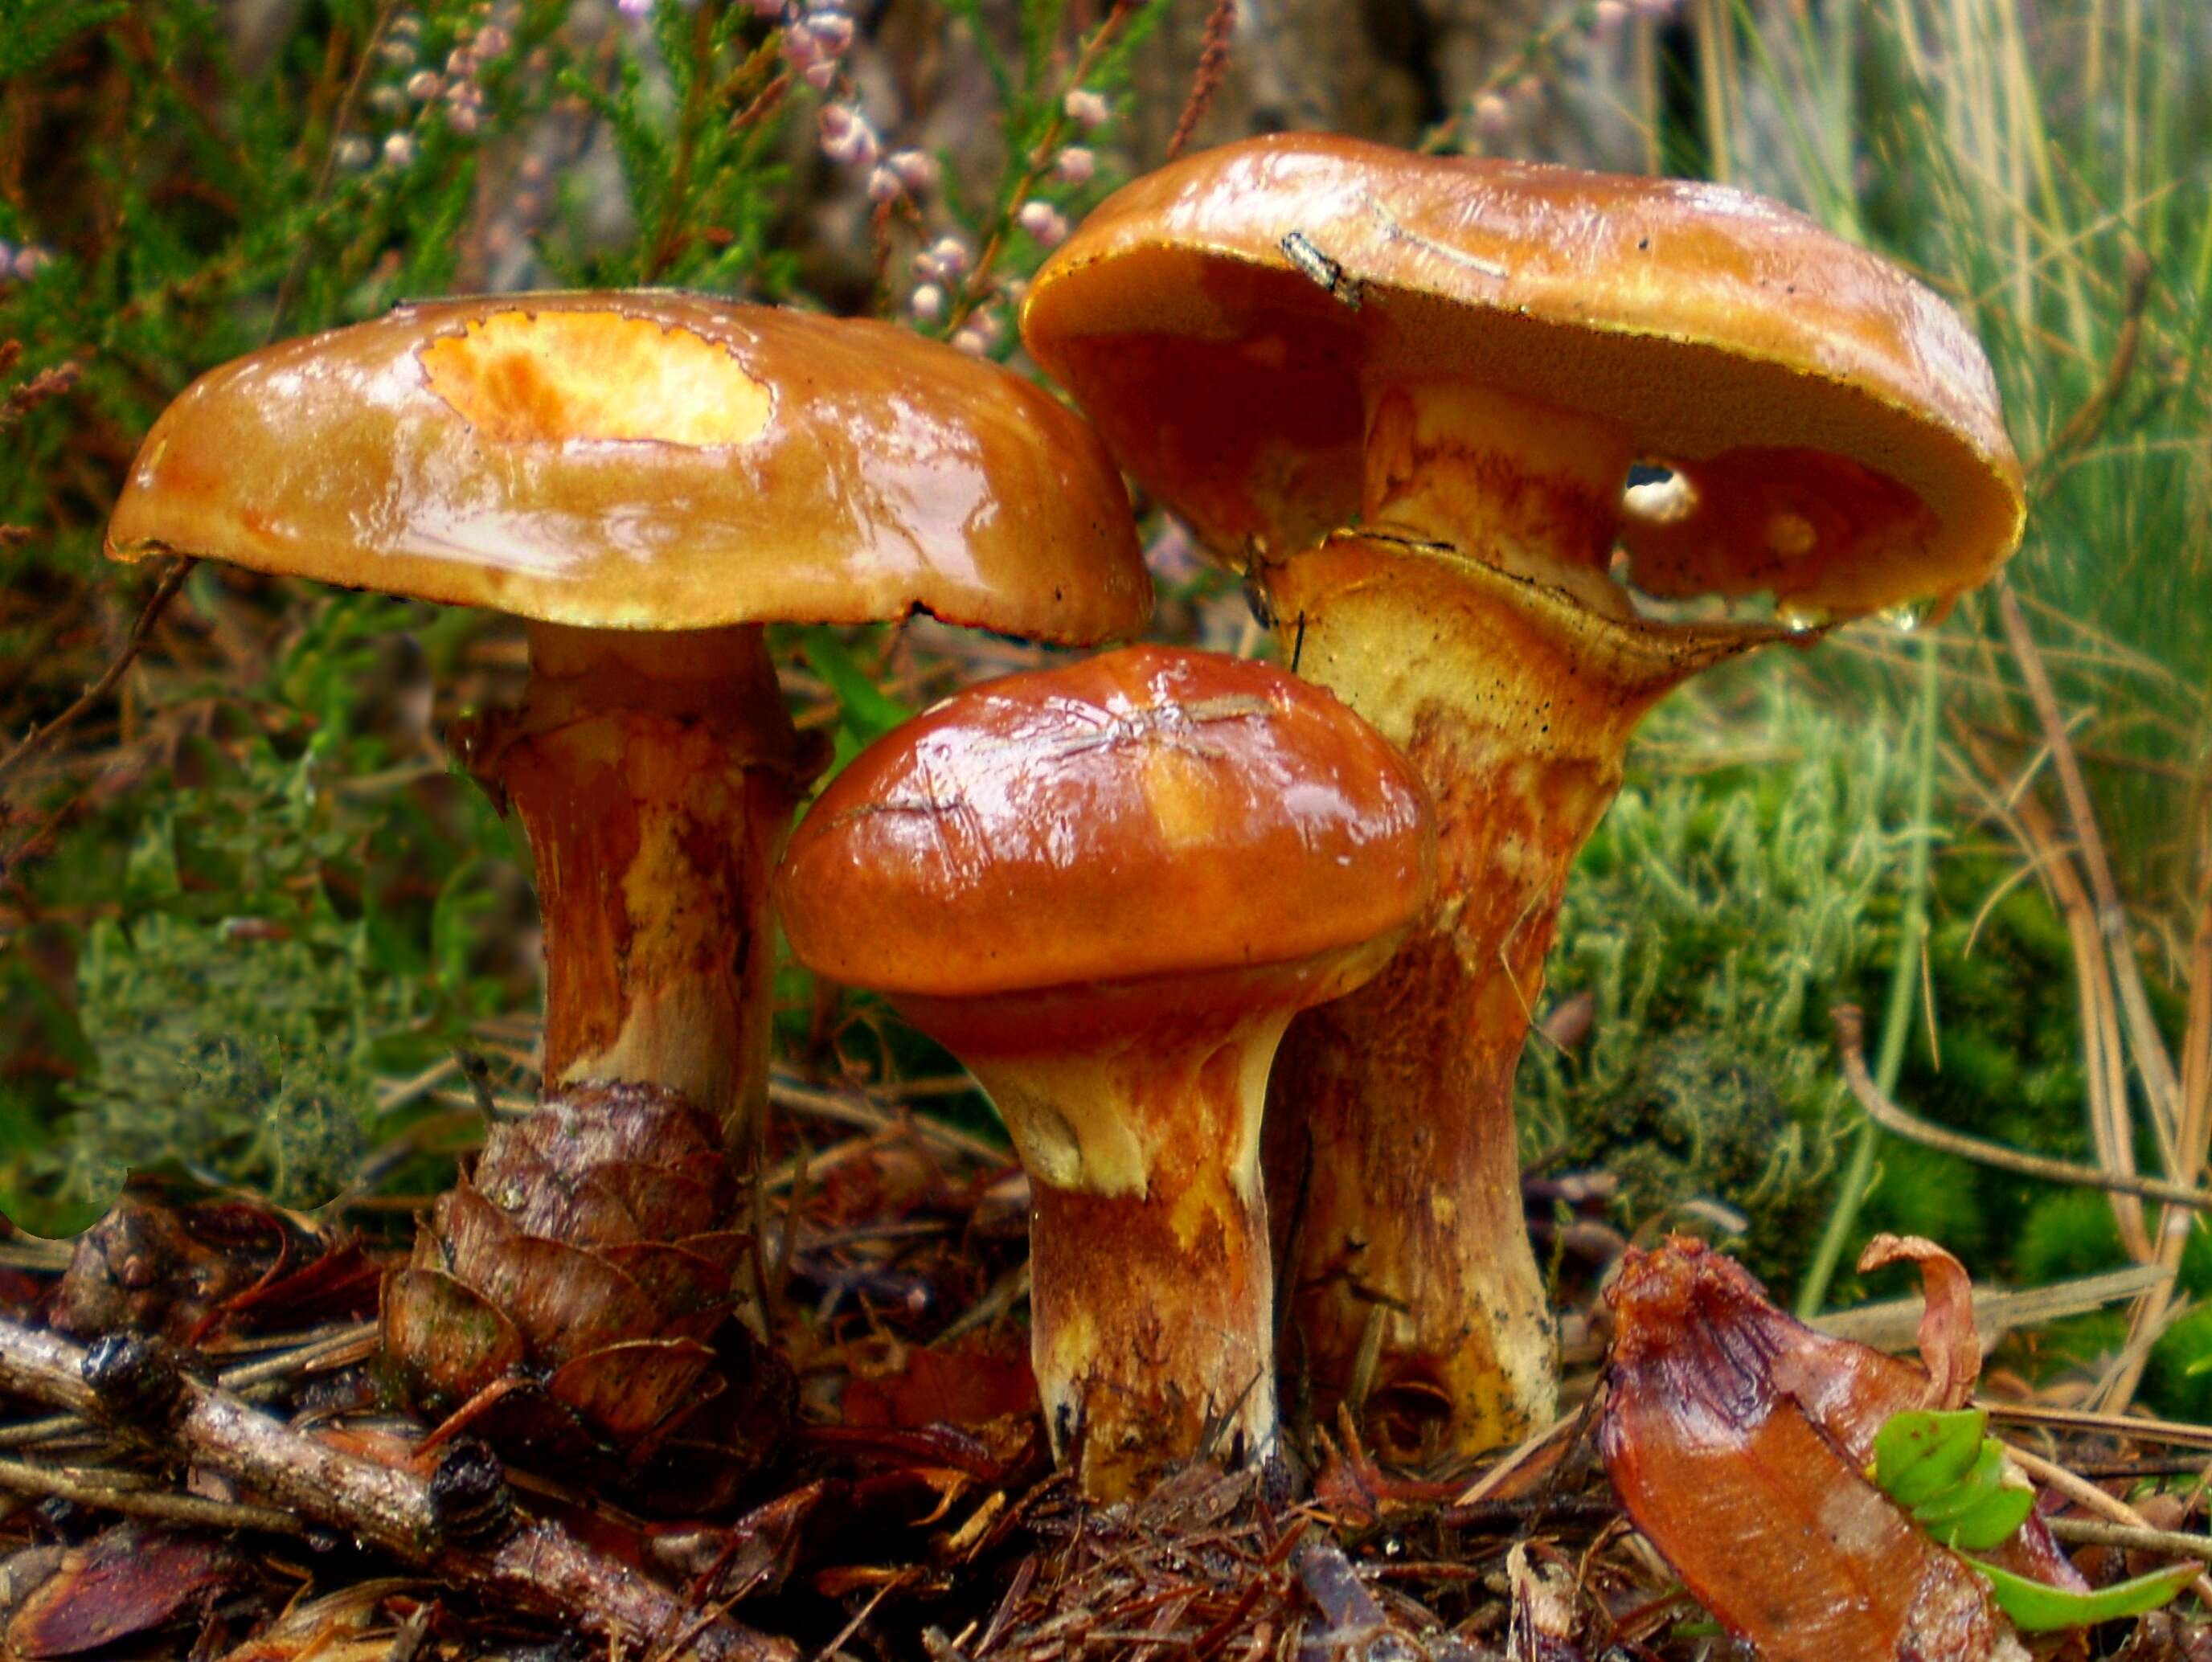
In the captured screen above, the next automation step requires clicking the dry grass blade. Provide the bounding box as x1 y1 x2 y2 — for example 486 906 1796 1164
1955 721 2153 1258
1829 1005 2207 1209
1997 580 2180 1138
1985 1401 2212 1452
1812 1263 2172 1352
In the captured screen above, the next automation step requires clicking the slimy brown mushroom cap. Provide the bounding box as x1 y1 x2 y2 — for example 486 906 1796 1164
778 645 1432 1500
110 290 1148 641
1023 133 2022 621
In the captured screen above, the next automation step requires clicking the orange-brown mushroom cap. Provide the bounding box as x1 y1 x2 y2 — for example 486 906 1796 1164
1022 134 2023 619
776 645 1434 1007
108 291 1149 641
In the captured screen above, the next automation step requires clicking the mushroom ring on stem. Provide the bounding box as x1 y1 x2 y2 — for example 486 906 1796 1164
1022 135 2025 1461
775 645 1434 1501
106 292 1148 1463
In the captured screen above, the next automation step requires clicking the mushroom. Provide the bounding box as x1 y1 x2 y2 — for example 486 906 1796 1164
1022 136 2023 1459
106 292 1147 1464
774 645 1433 1500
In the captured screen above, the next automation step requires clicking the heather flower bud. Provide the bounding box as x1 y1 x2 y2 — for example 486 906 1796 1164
803 12 854 53
1062 88 1109 129
13 246 51 280
1509 73 1544 105
406 69 442 100
1473 92 1511 137
1591 0 1630 39
476 24 510 55
802 59 838 89
446 102 481 136
924 235 971 276
334 134 374 170
1053 146 1096 186
949 325 991 358
447 47 479 76
1014 200 1067 247
817 104 878 168
887 149 938 192
383 133 418 167
908 283 946 323
866 166 903 203
367 84 407 113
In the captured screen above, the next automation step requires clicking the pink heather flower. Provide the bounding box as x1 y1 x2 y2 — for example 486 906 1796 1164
1591 0 1630 39
475 24 510 54
866 165 904 203
802 13 854 53
908 283 946 324
920 235 971 278
445 100 481 135
405 69 441 100
817 104 879 168
1062 88 1109 129
1014 200 1067 246
1509 73 1544 105
1053 146 1096 186
382 132 417 166
13 246 51 280
446 47 478 76
949 325 991 358
1473 92 1511 137
887 149 939 193
750 0 785 18
334 134 373 170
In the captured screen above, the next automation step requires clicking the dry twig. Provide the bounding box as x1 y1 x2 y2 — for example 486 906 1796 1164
0 557 193 792
0 1318 793 1662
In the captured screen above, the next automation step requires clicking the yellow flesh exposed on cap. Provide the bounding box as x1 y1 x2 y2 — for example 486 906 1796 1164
419 310 773 448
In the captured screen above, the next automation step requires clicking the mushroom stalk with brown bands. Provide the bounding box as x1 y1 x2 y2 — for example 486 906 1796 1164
776 646 1433 1500
1022 137 2026 1460
1256 520 1751 1447
457 622 809 1135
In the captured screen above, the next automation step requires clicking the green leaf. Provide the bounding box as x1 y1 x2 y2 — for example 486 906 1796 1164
1969 1558 2197 1634
1909 1440 2007 1529
1927 1481 2035 1552
1872 1407 1988 1506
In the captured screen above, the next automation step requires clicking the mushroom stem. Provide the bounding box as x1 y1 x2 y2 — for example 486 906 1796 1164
898 985 1319 1503
1261 380 1761 1459
465 623 817 1149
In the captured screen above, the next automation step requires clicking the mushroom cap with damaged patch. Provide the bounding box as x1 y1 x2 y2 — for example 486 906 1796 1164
1021 133 2023 619
775 644 1434 1020
108 291 1150 642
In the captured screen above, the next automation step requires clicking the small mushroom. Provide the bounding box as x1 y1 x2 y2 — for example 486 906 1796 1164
107 293 1147 1460
1022 136 2024 1459
775 645 1433 1500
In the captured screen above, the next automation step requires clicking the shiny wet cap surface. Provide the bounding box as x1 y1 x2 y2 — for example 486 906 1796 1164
109 291 1150 641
